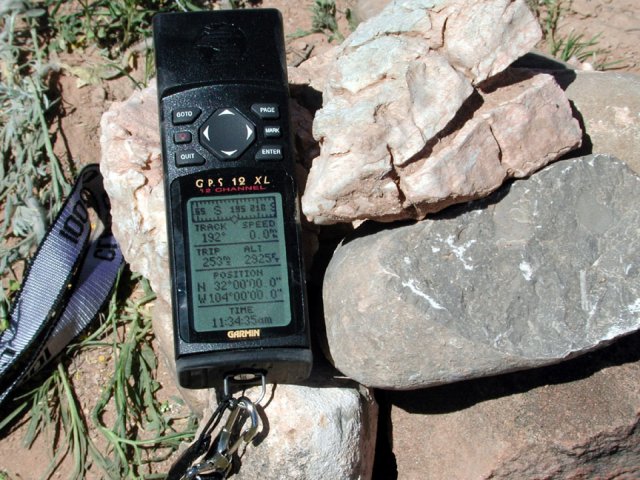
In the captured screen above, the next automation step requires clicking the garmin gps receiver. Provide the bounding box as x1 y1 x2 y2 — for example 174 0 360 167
153 9 312 389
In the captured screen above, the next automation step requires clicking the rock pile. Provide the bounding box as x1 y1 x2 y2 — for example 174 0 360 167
99 0 640 478
296 0 582 224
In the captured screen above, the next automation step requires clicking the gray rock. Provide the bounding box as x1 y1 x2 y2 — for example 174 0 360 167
323 154 640 389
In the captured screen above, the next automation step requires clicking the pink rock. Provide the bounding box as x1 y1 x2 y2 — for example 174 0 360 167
99 82 169 297
388 342 640 479
400 71 583 217
298 0 585 225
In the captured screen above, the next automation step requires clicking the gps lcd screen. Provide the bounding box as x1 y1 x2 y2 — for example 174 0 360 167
185 192 292 332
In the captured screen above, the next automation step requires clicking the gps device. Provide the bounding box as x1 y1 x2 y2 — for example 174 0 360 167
153 9 312 389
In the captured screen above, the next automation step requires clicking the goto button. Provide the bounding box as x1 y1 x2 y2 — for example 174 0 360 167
251 103 279 119
172 107 201 125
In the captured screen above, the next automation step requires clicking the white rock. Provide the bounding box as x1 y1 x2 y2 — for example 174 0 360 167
400 119 505 209
297 0 583 225
99 82 168 296
200 374 378 479
439 0 542 83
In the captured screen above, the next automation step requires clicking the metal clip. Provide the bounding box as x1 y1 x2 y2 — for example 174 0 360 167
181 452 232 480
224 372 267 405
180 397 260 480
216 397 260 458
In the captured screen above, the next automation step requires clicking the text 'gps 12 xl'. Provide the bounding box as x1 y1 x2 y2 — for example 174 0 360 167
153 9 312 389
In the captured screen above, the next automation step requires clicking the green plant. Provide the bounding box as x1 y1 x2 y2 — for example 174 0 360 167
2 274 197 478
536 0 564 43
0 2 71 327
529 0 619 70
1 1 198 478
311 0 341 40
226 0 264 9
44 0 180 57
290 0 352 43
18 363 100 479
41 0 186 88
345 7 357 33
551 30 596 61
89 274 196 478
551 31 622 70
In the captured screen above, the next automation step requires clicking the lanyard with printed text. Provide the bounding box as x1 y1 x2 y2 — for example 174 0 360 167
0 164 123 408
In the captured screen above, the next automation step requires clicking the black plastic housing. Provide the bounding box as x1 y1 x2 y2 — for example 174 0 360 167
153 9 312 389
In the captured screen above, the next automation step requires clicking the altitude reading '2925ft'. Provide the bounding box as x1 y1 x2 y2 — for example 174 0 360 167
186 193 291 332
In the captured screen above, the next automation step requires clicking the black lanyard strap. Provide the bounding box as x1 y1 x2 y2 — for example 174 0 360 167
0 164 123 408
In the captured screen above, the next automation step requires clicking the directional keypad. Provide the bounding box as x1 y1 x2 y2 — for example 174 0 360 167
199 108 255 160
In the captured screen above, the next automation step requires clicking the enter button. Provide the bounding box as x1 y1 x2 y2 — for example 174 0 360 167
255 145 283 161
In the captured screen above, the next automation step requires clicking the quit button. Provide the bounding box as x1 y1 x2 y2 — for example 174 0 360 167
175 150 205 167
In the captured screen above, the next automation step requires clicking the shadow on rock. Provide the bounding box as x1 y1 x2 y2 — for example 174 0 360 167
387 329 640 414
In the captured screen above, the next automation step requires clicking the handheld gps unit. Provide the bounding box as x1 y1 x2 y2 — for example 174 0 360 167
153 9 312 389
